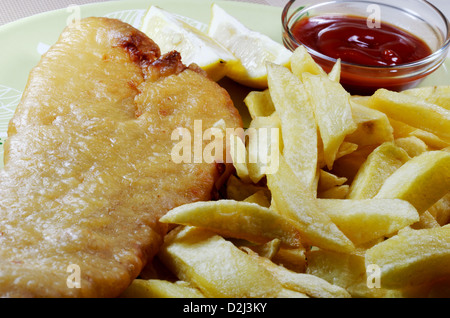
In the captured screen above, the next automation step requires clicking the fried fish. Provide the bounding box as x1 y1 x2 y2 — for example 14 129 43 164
0 17 242 297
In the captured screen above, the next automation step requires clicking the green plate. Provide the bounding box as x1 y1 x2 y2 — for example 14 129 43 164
0 0 449 168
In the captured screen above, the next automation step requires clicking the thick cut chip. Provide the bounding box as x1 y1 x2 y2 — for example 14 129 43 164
428 193 450 226
331 145 377 183
410 211 440 230
409 130 450 150
365 226 450 288
159 200 302 248
120 279 204 298
347 142 410 199
302 72 357 169
246 113 281 183
245 248 351 298
272 247 307 273
402 85 450 110
317 170 347 193
225 174 270 201
266 155 355 253
394 136 428 158
158 226 282 297
229 133 251 183
306 249 393 298
267 63 318 193
388 118 449 149
345 102 394 147
369 88 450 141
375 150 450 214
277 288 309 298
328 59 341 82
243 190 271 207
290 45 326 78
318 185 349 199
318 199 419 245
244 89 275 119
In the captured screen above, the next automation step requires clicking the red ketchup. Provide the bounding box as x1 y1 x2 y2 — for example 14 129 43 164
290 15 433 95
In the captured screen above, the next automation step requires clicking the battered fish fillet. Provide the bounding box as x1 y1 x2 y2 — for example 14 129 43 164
0 17 242 297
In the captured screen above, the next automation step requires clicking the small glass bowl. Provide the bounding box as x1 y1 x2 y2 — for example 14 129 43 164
282 0 450 95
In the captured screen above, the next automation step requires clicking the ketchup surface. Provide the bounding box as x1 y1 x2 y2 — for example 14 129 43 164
291 15 432 67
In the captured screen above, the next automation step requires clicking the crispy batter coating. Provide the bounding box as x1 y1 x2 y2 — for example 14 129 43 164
0 17 242 297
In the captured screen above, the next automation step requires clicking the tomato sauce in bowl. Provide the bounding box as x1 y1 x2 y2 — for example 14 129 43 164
291 15 432 67
282 0 450 95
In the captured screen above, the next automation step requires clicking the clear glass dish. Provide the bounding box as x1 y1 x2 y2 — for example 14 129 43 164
282 0 450 95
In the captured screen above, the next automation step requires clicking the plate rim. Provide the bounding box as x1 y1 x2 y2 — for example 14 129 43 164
0 0 280 32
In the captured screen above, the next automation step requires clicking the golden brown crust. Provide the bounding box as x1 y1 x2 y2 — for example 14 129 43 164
0 17 242 298
144 51 187 82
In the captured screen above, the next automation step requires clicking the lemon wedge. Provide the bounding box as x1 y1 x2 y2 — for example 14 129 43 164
140 6 237 81
208 4 292 89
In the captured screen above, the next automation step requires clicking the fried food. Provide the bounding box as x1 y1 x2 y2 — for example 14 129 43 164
0 17 242 297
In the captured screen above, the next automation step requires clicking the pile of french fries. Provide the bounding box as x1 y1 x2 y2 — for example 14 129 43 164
122 46 450 298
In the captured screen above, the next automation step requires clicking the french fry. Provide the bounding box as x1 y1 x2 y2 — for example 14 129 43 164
243 189 271 208
335 142 358 160
238 238 282 260
302 72 357 169
365 226 450 288
159 200 302 248
317 169 348 193
277 288 309 298
394 136 428 157
318 198 419 246
317 140 360 169
318 185 349 199
388 118 449 149
409 129 450 150
350 95 370 107
266 154 355 253
244 89 275 119
267 62 318 193
328 59 341 82
271 246 307 273
346 102 394 147
427 193 450 226
410 210 440 230
396 277 450 298
330 145 377 184
374 150 450 214
245 248 351 298
246 113 281 183
158 226 282 297
226 174 270 201
229 133 251 183
388 118 416 139
290 45 326 78
120 279 204 298
306 249 393 298
347 142 410 199
368 88 450 141
402 85 450 110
